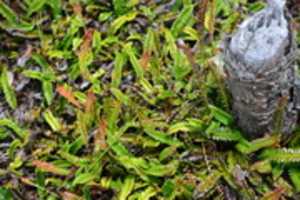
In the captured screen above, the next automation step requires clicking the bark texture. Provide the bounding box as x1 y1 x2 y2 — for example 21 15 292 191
222 0 299 138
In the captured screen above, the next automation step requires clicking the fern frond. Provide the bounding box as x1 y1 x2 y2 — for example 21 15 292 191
205 121 242 142
210 129 242 142
260 148 300 163
236 135 279 155
288 167 300 192
195 170 222 195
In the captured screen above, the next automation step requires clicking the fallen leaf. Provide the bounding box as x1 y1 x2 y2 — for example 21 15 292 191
261 187 285 200
139 51 151 70
32 160 70 176
95 119 108 150
85 90 96 113
56 85 81 108
61 191 83 200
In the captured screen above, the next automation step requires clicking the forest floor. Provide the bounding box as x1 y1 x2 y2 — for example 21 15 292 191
0 0 300 199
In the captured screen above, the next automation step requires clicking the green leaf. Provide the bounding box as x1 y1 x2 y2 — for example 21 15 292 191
118 176 135 200
204 0 216 38
111 51 126 88
113 0 128 15
58 150 88 167
117 156 178 179
111 88 130 105
250 160 272 174
110 12 137 34
138 187 157 200
206 123 242 142
42 81 54 105
0 1 17 23
78 49 93 80
289 167 300 192
8 21 34 31
171 50 191 80
31 54 53 73
22 70 45 81
159 146 177 161
22 70 54 105
236 136 279 154
46 0 61 18
208 104 233 125
8 139 22 159
23 70 55 81
196 170 222 194
98 12 112 22
26 0 47 16
43 110 61 132
164 29 177 59
183 26 199 40
73 173 96 186
171 5 194 37
125 43 144 79
1 67 17 109
0 118 28 139
144 128 183 147
26 54 56 107
168 122 191 134
0 187 13 200
9 155 23 170
143 29 155 54
92 30 102 52
162 180 176 198
0 2 34 31
139 78 155 94
107 132 131 156
0 127 9 140
143 160 179 177
260 148 300 163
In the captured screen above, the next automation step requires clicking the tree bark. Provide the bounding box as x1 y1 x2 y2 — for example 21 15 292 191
222 3 299 138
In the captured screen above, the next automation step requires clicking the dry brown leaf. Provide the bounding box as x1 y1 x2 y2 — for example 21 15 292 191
56 85 82 108
262 187 285 200
139 51 151 70
85 90 97 113
95 119 108 150
61 191 83 200
32 160 70 176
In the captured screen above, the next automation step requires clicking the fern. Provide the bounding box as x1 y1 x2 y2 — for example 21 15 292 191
235 136 279 154
210 129 242 142
195 170 222 195
289 167 300 192
208 105 233 125
260 148 300 163
205 121 242 142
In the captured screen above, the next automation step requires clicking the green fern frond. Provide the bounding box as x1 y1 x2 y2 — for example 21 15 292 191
236 136 279 154
210 129 242 142
196 170 222 194
260 148 300 163
205 121 242 142
289 167 300 192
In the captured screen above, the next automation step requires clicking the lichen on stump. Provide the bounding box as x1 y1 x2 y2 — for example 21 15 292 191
222 0 299 138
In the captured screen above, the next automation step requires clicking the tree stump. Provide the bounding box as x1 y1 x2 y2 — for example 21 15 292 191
222 0 299 138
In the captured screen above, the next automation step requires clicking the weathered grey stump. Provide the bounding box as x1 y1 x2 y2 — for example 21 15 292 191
222 0 299 138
